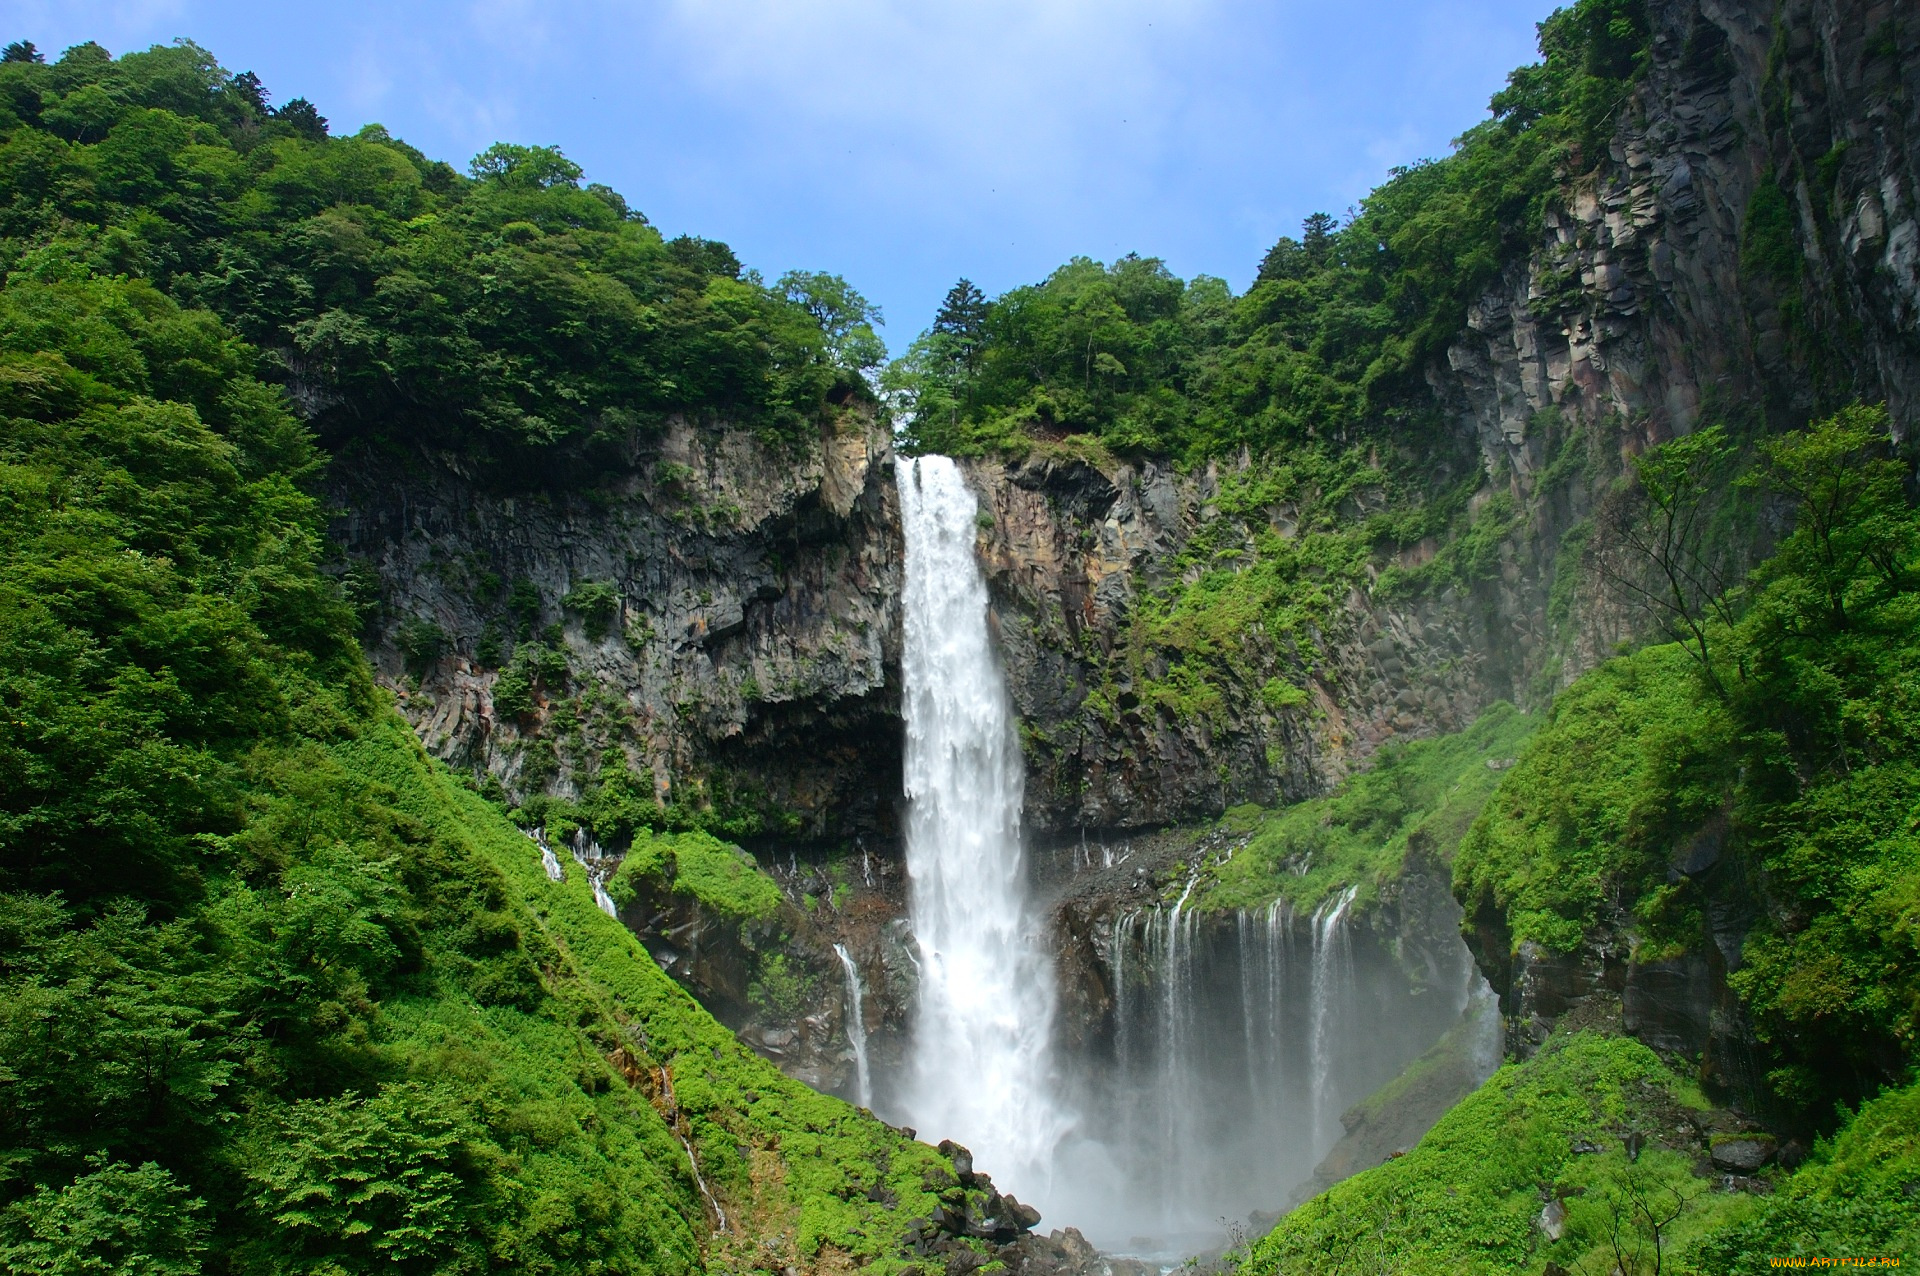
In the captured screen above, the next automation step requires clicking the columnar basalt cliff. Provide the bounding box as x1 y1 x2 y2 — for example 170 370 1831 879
952 0 1920 836
329 409 906 847
337 0 1916 857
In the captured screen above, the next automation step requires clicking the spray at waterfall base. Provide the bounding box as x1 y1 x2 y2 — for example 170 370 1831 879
861 454 1500 1255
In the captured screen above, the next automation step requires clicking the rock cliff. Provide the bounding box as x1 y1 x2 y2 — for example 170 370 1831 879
326 0 1920 1112
329 407 906 849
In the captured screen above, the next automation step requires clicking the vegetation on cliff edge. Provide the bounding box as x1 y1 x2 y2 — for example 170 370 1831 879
0 39 879 475
1456 404 1920 1119
1245 1030 1919 1275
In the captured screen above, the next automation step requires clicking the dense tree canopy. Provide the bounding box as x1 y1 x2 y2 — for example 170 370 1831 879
0 40 875 474
888 0 1652 461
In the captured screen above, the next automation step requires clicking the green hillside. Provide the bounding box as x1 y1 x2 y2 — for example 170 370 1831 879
0 271 952 1273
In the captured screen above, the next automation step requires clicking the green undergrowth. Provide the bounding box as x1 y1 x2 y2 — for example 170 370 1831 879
0 240 937 1273
1245 1030 1918 1275
1454 643 1737 955
345 717 953 1270
1198 702 1538 916
1245 1032 1724 1275
1454 405 1920 1117
609 826 784 923
1686 1081 1920 1270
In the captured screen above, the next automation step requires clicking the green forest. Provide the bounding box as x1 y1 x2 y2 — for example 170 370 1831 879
2 2 1917 1271
0 37 947 1276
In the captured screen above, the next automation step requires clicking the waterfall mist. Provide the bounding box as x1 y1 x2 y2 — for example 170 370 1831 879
896 454 1067 1206
887 453 1498 1255
1047 889 1493 1254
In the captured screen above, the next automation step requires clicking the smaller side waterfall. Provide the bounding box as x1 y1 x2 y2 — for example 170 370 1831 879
1309 885 1359 1155
834 943 873 1109
526 827 566 883
1077 881 1481 1253
566 828 619 916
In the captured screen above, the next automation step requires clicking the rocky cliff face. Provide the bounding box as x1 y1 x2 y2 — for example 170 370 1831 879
955 0 1919 836
962 452 1532 835
329 408 906 848
326 0 1920 1114
333 0 1916 853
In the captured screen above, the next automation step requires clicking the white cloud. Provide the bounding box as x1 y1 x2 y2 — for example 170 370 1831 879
645 0 1220 213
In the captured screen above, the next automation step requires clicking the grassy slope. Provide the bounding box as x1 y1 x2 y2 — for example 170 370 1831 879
1245 1031 1919 1275
1198 702 1539 916
340 712 957 1272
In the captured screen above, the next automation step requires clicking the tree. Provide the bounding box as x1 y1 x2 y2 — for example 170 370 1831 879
1591 425 1743 697
1575 1153 1700 1276
1259 213 1337 281
273 97 328 140
0 1158 209 1276
242 1084 488 1273
226 70 268 115
1 40 43 64
1753 403 1910 630
1301 211 1337 266
777 270 886 375
468 141 581 189
932 278 988 365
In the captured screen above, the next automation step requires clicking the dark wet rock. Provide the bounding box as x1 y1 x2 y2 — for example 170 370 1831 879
1670 816 1727 878
996 1226 1160 1276
1710 1136 1777 1173
1623 955 1716 1056
939 1140 975 1182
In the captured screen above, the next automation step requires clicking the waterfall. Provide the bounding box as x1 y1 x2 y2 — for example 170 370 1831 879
834 943 873 1109
567 828 619 917
527 828 566 883
896 455 1065 1208
1309 885 1359 1156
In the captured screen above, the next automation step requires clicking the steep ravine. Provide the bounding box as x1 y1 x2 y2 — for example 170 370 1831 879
326 0 1920 1247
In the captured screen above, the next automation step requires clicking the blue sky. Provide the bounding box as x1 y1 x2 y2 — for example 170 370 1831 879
5 0 1550 348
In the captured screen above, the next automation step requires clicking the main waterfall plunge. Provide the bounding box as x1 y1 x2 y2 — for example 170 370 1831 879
896 456 1068 1193
888 455 1496 1254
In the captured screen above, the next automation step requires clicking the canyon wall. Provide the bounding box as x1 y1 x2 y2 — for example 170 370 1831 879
326 0 1920 1110
336 0 1917 849
329 408 905 848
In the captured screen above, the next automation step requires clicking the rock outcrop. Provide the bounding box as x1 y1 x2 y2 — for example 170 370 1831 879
329 408 905 848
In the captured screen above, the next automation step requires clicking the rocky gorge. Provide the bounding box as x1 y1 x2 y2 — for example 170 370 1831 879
324 0 1920 1254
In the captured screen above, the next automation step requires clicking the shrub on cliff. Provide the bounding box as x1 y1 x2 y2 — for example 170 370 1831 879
1455 404 1920 1116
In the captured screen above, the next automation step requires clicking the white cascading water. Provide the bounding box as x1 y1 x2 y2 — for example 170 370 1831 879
834 943 874 1109
1309 884 1359 1155
896 454 1066 1207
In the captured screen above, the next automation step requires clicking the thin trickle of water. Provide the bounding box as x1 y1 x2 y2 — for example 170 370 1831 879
834 943 873 1109
527 828 566 883
567 828 619 917
1309 885 1359 1155
896 455 1066 1207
